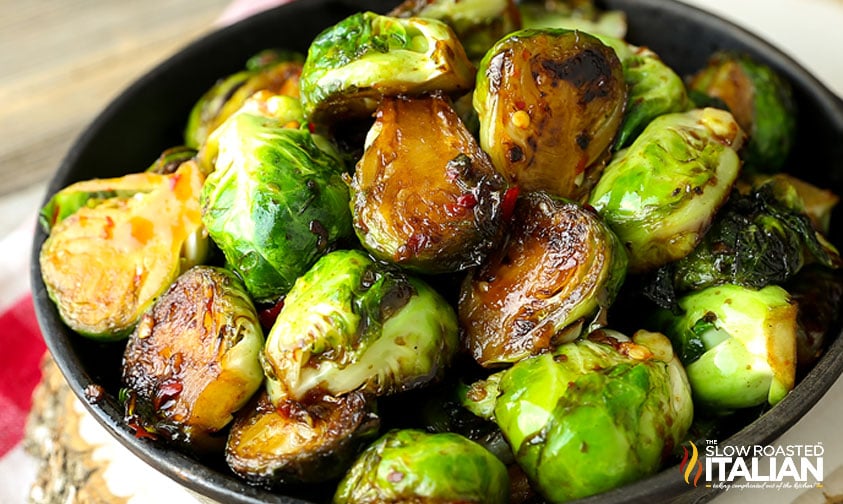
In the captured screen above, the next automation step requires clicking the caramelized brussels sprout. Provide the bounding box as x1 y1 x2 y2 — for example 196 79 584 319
389 0 521 61
487 330 692 502
39 160 207 339
300 12 475 124
262 250 459 403
145 145 198 175
334 429 509 504
750 173 840 234
226 391 379 486
200 105 352 304
519 0 628 39
474 28 627 201
589 108 746 273
687 51 796 173
184 49 303 148
460 191 627 367
654 284 797 411
351 95 506 273
121 266 264 451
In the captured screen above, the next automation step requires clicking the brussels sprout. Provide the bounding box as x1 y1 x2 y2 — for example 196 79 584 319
787 266 843 369
519 0 628 39
145 145 198 175
184 49 303 148
334 429 509 504
589 108 746 273
389 0 521 61
687 51 796 173
750 173 840 234
654 284 797 411
474 28 627 201
351 95 506 274
300 12 475 124
39 161 208 339
121 266 264 451
200 107 352 304
489 330 693 502
225 390 379 486
262 249 459 403
460 191 627 367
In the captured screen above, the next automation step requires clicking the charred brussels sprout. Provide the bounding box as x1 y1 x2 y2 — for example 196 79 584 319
200 107 352 304
351 95 506 273
184 49 303 148
39 161 207 339
225 391 379 486
300 12 475 124
333 429 509 504
389 0 521 61
589 108 745 273
519 0 628 39
262 250 459 403
122 266 264 450
688 51 796 173
654 284 797 411
488 330 693 502
474 28 627 201
460 192 627 367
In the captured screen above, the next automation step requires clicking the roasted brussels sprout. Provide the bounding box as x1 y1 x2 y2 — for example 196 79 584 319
654 284 797 411
687 51 796 173
474 28 627 201
200 106 352 304
589 108 746 273
750 173 840 234
389 0 521 61
519 0 627 39
262 249 459 403
300 12 475 124
39 160 208 339
184 49 303 148
786 265 843 369
351 95 506 273
226 390 380 486
334 429 509 504
121 266 264 450
145 145 198 175
483 330 692 502
460 191 627 367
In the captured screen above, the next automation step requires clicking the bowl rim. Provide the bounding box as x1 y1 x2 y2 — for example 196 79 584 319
30 0 843 503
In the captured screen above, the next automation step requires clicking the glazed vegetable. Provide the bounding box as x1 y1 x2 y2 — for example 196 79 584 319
225 391 380 486
474 28 627 201
471 330 692 502
39 160 207 339
460 191 627 367
262 249 459 403
121 266 264 451
688 51 796 173
786 266 843 369
351 95 506 273
654 284 797 411
389 0 521 61
333 429 509 504
300 12 475 124
199 104 352 304
519 0 627 39
184 49 303 148
589 108 745 273
145 145 198 175
750 173 840 234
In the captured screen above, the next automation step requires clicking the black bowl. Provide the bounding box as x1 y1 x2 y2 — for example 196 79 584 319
31 0 843 503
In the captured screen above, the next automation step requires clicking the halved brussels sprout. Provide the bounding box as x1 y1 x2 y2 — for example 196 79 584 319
488 330 692 502
474 28 627 201
300 12 475 124
654 283 797 411
589 108 746 273
121 266 264 451
351 95 506 274
200 106 352 304
225 390 380 486
389 0 521 61
39 160 208 339
749 173 840 234
262 249 459 403
519 0 628 39
460 191 627 367
687 51 796 173
333 429 509 504
184 49 303 148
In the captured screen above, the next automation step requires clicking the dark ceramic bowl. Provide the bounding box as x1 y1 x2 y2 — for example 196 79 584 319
31 0 843 503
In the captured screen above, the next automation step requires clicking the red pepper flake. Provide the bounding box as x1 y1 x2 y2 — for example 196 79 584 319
501 186 520 221
127 419 159 440
307 122 316 133
259 297 286 331
153 379 183 411
514 100 526 110
456 193 477 209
